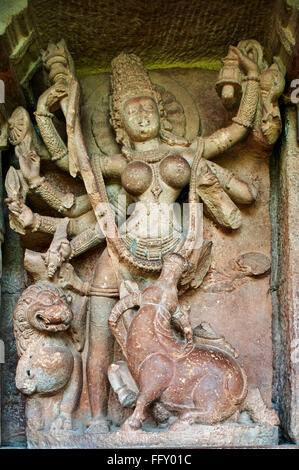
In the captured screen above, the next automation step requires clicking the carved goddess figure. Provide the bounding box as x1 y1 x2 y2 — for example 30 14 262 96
6 41 278 432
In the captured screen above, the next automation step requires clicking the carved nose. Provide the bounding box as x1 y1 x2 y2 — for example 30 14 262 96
138 116 149 126
137 108 149 124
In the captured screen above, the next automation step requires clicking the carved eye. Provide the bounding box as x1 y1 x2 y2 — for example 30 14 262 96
127 107 137 116
35 310 45 321
143 104 154 112
26 370 31 377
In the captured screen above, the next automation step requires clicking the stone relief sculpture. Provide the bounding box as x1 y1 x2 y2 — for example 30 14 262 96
4 38 284 447
109 253 248 431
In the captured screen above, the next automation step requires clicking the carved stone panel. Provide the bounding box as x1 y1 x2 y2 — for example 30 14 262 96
0 36 287 448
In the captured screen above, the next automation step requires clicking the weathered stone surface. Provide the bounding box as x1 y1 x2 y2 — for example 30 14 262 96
0 0 298 449
26 424 279 449
0 218 26 447
25 0 293 73
273 106 299 443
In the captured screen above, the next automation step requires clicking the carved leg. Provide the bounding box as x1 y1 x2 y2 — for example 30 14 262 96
170 409 214 431
86 295 116 433
121 399 148 432
108 362 137 408
121 354 173 431
240 387 280 425
50 348 83 432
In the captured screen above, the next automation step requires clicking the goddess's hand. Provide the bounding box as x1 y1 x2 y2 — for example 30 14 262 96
5 199 35 229
45 81 69 112
15 136 41 185
229 46 259 75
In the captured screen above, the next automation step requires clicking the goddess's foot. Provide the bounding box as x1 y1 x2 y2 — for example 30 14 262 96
86 417 110 434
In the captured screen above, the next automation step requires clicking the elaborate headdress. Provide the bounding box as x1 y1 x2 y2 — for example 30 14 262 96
111 53 156 104
109 53 168 148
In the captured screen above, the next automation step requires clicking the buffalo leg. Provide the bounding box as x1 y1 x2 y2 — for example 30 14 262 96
121 354 173 431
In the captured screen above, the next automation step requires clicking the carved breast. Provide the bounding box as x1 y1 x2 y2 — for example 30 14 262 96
121 161 152 196
160 155 191 189
121 154 191 197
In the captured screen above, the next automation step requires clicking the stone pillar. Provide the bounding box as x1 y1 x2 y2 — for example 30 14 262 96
0 152 2 446
0 104 6 446
276 105 299 443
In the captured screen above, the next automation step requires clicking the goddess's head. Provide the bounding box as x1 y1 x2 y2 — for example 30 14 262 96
110 53 170 148
120 95 160 143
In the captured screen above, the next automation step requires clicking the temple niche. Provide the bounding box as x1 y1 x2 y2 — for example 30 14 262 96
0 0 298 449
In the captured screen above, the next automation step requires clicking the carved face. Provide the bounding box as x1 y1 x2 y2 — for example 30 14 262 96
121 96 160 143
27 290 73 332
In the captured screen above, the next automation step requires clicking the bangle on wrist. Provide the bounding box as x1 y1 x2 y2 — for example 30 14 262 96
31 214 41 232
29 176 45 190
232 116 253 128
34 111 54 119
242 72 260 83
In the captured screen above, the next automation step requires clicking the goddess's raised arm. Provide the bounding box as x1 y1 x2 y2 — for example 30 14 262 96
9 135 92 217
35 83 70 172
202 46 260 160
33 40 78 173
35 40 128 184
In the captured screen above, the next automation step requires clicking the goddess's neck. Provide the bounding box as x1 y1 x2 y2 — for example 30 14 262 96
133 137 160 152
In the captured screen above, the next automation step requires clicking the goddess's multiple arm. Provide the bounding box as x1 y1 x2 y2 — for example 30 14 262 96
6 105 125 261
202 46 260 159
184 46 261 229
6 43 264 251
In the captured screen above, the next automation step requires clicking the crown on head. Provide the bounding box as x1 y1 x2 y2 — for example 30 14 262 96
110 53 156 107
109 53 165 147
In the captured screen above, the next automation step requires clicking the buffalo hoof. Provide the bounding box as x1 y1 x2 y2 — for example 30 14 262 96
120 417 142 432
169 419 191 432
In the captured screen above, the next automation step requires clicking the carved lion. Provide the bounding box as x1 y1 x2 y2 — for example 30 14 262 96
14 282 83 431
